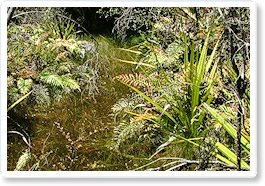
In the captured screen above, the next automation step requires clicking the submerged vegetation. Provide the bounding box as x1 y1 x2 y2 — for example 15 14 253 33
7 7 250 171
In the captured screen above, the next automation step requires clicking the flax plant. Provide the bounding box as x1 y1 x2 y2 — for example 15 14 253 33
115 33 220 137
112 33 228 163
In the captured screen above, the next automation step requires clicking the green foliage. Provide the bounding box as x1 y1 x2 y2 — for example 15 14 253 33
166 42 185 61
32 84 51 105
7 7 250 171
111 98 136 115
114 73 151 89
17 78 33 94
215 142 249 169
7 91 33 112
39 72 80 91
97 7 155 39
203 103 250 152
110 27 250 170
47 18 75 40
7 9 101 107
98 7 226 44
111 119 146 150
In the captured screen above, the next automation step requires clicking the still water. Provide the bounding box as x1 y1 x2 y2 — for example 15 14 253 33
7 58 138 171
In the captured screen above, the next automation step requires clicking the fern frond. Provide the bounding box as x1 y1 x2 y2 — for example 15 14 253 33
39 72 80 91
32 84 50 105
111 98 136 114
50 38 70 51
56 51 69 61
114 73 150 88
111 119 145 150
17 69 36 79
61 76 81 91
36 31 50 47
166 42 185 60
40 73 64 87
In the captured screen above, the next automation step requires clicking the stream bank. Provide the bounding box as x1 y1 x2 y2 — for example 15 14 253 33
7 36 140 171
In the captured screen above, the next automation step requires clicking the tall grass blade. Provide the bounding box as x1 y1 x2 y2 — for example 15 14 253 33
205 39 220 73
191 33 209 117
202 103 250 154
112 57 156 68
7 91 32 112
117 48 142 54
189 40 195 81
215 154 235 166
215 142 250 169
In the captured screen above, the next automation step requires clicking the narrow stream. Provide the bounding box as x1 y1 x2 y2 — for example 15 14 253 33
7 49 137 171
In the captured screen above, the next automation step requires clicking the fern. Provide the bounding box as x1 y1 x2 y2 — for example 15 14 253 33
51 88 65 102
39 72 80 91
111 119 145 150
138 41 184 70
114 73 151 88
61 76 81 90
166 42 185 60
35 31 50 47
111 98 136 114
32 84 50 105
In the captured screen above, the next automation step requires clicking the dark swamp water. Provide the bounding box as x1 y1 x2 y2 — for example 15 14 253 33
7 48 141 171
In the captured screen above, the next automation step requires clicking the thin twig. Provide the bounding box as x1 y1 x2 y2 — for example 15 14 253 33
217 8 249 46
8 130 31 148
134 157 250 171
133 157 183 171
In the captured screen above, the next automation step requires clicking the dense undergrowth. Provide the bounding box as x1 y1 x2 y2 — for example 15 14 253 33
7 7 250 171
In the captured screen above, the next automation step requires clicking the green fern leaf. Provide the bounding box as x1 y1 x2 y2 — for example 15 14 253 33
40 72 80 91
111 98 136 114
61 76 81 91
32 84 50 105
39 73 64 87
111 119 145 150
166 42 185 60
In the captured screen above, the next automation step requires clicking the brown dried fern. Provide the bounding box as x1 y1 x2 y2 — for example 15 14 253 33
114 73 150 87
114 73 153 95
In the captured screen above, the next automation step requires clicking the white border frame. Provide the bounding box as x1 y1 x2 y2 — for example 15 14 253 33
0 0 257 178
